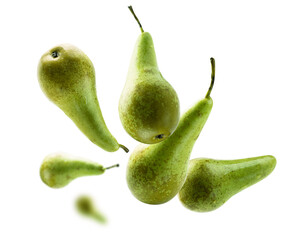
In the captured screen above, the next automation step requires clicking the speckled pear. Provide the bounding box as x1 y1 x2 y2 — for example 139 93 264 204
75 195 107 224
40 152 119 188
37 44 128 152
119 6 180 144
126 58 216 204
178 155 276 212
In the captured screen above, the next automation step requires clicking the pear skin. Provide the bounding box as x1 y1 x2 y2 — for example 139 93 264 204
126 58 215 204
178 155 276 212
119 6 180 144
40 152 119 188
38 44 128 153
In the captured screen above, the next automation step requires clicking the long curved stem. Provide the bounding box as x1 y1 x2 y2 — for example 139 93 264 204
128 5 144 33
205 57 216 98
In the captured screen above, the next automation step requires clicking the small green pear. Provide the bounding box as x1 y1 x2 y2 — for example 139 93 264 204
75 195 107 224
119 6 180 144
178 155 276 212
40 152 119 188
126 58 216 204
37 44 128 153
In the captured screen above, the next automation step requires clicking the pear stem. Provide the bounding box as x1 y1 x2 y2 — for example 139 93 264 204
119 144 129 153
104 164 119 170
205 57 216 98
128 6 144 33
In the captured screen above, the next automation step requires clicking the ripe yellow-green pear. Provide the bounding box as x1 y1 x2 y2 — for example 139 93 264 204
179 155 276 212
38 44 128 153
126 58 216 204
40 152 119 188
119 6 180 144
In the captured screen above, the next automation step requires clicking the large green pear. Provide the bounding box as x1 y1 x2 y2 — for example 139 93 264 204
37 44 128 153
40 152 119 188
178 155 276 212
119 6 180 144
126 58 216 204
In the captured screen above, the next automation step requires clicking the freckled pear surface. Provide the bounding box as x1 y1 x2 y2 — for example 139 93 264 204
178 155 277 212
119 8 180 144
37 44 127 152
37 44 95 105
126 98 212 204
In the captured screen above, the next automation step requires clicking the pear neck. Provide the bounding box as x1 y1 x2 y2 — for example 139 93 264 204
70 160 104 177
91 211 107 224
219 155 276 193
134 32 159 70
161 98 213 151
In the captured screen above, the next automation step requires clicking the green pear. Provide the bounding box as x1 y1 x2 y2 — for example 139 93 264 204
126 58 216 204
119 6 180 144
40 152 119 188
75 195 107 224
178 155 276 212
37 44 128 153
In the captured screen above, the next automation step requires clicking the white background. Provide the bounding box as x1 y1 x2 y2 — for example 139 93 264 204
0 0 298 239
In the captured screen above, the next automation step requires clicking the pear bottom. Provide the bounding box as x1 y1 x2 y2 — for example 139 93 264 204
126 144 189 205
178 155 276 212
